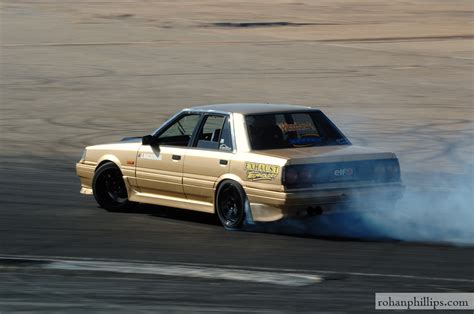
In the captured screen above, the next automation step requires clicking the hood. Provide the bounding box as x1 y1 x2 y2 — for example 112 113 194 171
256 145 396 165
86 140 142 152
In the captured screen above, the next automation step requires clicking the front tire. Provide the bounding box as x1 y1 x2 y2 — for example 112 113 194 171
92 162 130 212
216 180 246 230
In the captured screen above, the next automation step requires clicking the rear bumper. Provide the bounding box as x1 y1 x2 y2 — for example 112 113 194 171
284 183 405 205
246 183 405 222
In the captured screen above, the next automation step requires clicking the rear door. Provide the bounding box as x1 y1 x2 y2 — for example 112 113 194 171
135 113 201 198
183 114 234 204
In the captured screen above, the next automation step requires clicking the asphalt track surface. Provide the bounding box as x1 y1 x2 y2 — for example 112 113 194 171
1 1 473 312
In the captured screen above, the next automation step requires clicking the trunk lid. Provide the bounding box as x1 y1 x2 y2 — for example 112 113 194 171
257 145 395 164
262 145 401 188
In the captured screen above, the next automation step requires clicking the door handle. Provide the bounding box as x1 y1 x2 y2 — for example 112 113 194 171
219 159 228 165
172 155 181 161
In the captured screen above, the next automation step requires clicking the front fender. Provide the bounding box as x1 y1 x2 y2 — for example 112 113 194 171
97 154 123 169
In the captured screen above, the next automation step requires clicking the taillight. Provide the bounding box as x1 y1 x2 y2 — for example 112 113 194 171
374 159 401 182
284 167 299 186
283 166 314 188
385 159 401 181
299 168 313 183
374 162 386 181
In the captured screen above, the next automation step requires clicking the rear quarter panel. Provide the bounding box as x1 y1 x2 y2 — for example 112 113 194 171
230 152 287 193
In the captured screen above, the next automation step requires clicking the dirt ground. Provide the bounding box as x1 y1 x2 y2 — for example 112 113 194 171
1 0 473 183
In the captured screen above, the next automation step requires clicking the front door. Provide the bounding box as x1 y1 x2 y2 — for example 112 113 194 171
135 113 201 199
183 114 234 204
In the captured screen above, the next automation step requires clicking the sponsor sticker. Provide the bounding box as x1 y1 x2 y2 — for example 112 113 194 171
289 134 322 147
277 122 321 147
138 152 161 161
334 168 354 177
245 162 279 181
277 122 316 133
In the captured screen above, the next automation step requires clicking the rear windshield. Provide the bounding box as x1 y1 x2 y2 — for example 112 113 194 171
245 111 350 150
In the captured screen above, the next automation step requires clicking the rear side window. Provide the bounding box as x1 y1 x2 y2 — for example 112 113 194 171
194 115 234 151
195 115 226 150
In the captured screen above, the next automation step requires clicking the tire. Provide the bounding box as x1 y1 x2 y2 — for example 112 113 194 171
216 180 246 230
92 162 130 212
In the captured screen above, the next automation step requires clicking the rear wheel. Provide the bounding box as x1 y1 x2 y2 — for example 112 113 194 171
216 180 246 230
92 162 130 212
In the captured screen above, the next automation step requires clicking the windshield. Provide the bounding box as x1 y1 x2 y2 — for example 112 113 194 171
245 111 350 150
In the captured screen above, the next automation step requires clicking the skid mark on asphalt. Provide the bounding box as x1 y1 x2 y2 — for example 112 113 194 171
1 255 473 284
0 256 323 287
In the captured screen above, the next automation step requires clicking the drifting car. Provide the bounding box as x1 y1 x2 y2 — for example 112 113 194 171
76 103 404 229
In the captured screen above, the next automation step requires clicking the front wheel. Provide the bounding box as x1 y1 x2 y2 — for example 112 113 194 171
92 162 130 212
216 180 247 230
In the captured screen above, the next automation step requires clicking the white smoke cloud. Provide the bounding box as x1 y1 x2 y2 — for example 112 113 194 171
244 171 474 247
360 173 474 246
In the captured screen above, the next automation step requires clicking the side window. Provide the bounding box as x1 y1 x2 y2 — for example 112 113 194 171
195 115 226 150
219 118 233 152
157 114 200 147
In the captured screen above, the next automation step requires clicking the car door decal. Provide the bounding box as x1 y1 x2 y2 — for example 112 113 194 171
138 152 161 161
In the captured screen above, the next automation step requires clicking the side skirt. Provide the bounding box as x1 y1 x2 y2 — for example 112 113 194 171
123 176 215 214
128 190 215 214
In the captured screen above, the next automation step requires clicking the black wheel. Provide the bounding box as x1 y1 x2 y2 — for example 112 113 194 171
92 162 130 212
216 180 246 230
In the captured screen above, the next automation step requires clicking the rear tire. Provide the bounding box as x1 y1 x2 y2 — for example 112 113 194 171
92 162 131 212
216 180 246 230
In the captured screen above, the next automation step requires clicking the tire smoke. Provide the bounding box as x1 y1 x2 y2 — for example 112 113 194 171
244 171 474 246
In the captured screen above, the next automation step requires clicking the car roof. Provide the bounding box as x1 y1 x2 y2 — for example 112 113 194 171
186 103 315 115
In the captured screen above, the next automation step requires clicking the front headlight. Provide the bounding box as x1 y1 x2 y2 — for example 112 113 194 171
79 149 87 162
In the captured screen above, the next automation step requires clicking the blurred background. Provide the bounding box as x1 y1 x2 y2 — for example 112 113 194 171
2 0 473 176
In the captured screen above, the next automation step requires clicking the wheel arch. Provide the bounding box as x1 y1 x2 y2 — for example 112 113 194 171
214 174 247 211
95 154 122 172
94 157 133 194
214 175 251 216
92 158 131 212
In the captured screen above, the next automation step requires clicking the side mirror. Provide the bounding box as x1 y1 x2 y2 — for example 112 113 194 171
142 135 156 146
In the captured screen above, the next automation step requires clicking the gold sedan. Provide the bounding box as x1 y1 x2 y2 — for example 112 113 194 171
76 103 404 229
